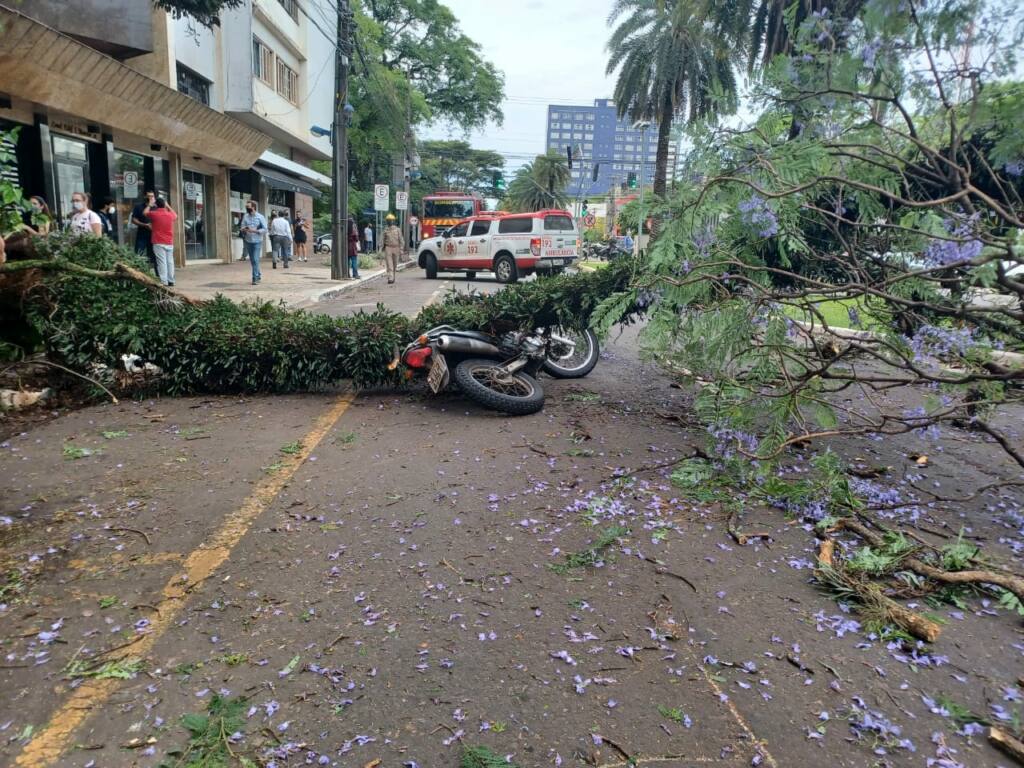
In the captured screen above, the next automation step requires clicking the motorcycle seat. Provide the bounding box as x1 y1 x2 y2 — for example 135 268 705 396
437 330 495 344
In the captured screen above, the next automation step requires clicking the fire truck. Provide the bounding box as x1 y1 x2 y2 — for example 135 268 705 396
420 191 483 238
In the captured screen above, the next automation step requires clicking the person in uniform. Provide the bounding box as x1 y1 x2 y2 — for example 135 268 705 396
381 213 403 285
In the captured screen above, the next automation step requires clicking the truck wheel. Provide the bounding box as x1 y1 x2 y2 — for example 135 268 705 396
493 255 518 284
424 253 438 279
465 271 477 280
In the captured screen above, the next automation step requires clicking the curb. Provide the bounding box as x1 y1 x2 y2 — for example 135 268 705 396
313 258 417 303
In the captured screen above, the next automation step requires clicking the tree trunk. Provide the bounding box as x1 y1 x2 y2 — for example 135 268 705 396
653 102 672 199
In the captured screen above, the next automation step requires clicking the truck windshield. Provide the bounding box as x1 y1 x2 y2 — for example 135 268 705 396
424 199 475 219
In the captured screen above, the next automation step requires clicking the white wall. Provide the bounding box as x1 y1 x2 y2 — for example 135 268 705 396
172 14 221 108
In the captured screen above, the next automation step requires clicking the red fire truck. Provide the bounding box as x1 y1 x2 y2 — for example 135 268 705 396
420 191 483 238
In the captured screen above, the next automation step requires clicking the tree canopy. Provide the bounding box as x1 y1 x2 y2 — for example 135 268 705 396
506 153 571 212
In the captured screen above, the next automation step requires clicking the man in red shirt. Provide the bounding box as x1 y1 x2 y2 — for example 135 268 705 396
147 198 178 286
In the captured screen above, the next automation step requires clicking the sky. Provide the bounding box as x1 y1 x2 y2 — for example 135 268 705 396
421 0 620 173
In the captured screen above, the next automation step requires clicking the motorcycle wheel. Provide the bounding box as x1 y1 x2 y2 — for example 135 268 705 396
542 328 600 379
453 359 545 415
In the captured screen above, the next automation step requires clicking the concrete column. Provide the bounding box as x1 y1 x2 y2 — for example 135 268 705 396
168 152 186 267
212 168 231 263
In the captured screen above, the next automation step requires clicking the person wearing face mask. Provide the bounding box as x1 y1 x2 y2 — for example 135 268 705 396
239 201 268 284
21 196 52 236
98 197 118 240
69 192 102 236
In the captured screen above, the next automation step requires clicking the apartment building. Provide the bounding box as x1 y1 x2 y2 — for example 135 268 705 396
0 0 333 265
545 99 678 197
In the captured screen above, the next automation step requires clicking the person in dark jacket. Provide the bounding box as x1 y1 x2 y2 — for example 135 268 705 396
348 218 361 278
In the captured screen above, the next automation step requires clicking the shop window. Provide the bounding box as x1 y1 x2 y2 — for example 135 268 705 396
276 59 299 104
253 37 274 85
176 63 210 106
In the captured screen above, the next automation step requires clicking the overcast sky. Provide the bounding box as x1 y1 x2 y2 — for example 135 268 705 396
421 0 620 172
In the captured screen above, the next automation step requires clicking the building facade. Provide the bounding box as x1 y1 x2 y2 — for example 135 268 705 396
545 99 677 197
0 0 333 266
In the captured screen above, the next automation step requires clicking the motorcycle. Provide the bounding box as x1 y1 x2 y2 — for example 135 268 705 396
390 325 600 415
314 234 332 254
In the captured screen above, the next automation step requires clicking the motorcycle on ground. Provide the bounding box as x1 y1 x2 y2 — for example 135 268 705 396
390 325 600 415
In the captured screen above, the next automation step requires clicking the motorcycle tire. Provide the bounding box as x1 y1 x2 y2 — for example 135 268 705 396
542 328 600 379
453 359 545 415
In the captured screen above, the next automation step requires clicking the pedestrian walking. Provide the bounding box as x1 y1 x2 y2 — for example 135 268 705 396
348 217 361 278
240 202 268 284
69 192 103 236
363 221 374 253
21 196 51 236
146 197 178 286
270 210 293 268
131 191 157 270
293 212 308 261
382 213 402 285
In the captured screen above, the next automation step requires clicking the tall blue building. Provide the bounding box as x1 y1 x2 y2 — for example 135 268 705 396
545 99 677 197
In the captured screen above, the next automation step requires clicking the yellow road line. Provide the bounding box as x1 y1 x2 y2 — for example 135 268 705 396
16 392 356 767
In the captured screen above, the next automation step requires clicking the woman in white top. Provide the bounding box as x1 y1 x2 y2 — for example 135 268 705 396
69 192 102 236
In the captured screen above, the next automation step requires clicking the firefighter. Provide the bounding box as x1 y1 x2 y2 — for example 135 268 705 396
382 212 403 285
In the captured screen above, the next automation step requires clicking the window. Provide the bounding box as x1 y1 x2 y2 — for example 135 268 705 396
253 37 273 85
624 144 634 151
575 113 585 119
584 133 593 140
470 220 490 236
561 122 572 129
584 143 593 150
544 214 574 231
277 0 299 19
424 198 476 219
448 222 470 237
276 59 299 104
176 63 210 106
550 112 559 119
498 217 533 234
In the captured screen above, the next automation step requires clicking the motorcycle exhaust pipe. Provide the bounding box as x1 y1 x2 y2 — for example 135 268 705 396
437 335 501 357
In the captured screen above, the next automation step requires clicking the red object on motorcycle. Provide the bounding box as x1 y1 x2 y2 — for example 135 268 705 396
404 347 433 369
530 237 541 257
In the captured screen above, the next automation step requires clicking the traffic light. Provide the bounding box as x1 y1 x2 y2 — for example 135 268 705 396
628 172 637 189
493 171 505 192
582 199 589 215
566 146 573 169
592 162 600 182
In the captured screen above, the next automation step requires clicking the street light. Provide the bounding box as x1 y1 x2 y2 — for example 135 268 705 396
632 120 650 257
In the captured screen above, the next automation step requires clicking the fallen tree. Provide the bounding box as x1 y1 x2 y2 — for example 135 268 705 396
0 234 637 395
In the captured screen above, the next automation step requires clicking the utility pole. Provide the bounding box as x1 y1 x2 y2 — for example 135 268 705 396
331 0 351 280
402 89 412 257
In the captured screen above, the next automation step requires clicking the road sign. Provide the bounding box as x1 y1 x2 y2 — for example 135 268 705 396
374 184 389 211
122 171 139 198
584 213 596 228
184 182 200 201
395 191 408 211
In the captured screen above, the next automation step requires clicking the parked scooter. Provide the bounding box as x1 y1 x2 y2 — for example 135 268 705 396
390 325 600 415
313 234 332 254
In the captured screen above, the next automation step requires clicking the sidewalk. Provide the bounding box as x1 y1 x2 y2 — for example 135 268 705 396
172 253 413 308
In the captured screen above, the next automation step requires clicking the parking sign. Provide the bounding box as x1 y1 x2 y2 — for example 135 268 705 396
395 191 408 211
374 184 389 211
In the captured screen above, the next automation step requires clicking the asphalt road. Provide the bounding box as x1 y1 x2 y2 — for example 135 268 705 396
1 284 1023 768
315 264 506 318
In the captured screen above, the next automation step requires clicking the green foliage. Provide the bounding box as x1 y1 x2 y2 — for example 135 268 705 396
64 657 143 680
461 745 520 768
0 128 29 238
658 704 688 723
940 532 979 572
161 695 250 768
846 532 913 575
9 235 635 396
506 153 571 212
411 140 505 208
997 588 1024 617
550 525 629 574
152 0 242 27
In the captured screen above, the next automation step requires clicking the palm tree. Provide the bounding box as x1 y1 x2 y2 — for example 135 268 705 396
676 0 865 74
506 153 571 212
607 0 737 198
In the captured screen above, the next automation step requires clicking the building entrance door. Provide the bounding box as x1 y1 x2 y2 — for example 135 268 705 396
182 169 215 260
51 134 90 227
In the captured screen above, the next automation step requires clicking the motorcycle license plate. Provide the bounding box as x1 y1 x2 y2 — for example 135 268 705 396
427 353 448 393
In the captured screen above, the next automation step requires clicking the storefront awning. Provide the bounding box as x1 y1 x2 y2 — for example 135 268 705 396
258 151 332 187
0 6 271 168
254 164 324 199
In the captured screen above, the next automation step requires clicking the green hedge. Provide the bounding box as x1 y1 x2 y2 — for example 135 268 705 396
15 236 635 394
